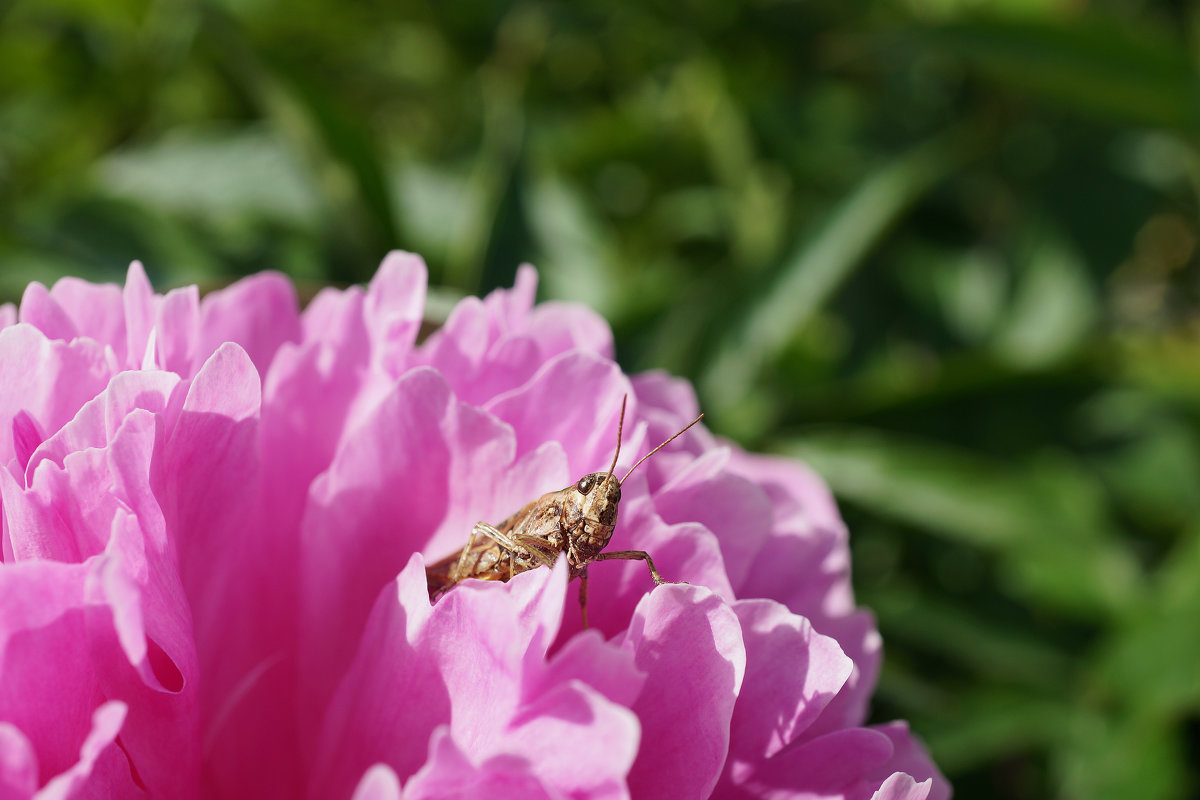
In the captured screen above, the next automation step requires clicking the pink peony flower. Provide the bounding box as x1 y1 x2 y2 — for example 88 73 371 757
0 255 949 799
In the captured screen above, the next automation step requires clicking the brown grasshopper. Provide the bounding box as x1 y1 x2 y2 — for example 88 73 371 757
425 397 703 627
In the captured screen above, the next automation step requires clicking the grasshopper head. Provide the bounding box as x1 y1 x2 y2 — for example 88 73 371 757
571 471 622 556
565 395 703 567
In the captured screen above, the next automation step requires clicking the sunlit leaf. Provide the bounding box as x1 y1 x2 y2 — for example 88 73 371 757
97 127 322 227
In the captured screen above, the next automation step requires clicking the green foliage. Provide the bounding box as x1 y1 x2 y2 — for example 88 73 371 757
4 0 1200 796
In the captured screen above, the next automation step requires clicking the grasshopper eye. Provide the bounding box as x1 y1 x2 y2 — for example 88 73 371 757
576 475 596 494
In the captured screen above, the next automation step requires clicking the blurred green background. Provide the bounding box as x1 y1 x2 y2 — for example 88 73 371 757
4 0 1200 796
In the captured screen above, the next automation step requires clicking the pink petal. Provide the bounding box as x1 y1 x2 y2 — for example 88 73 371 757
726 450 856 619
122 262 157 371
871 773 932 800
316 557 642 799
726 451 846 544
5 404 201 795
47 277 127 364
524 298 614 361
485 263 539 329
627 372 719 485
0 326 115 473
5 342 255 796
25 369 180 482
0 548 195 797
363 251 427 378
160 346 305 799
350 765 402 800
630 371 702 428
561 492 733 638
486 350 631 477
416 265 612 407
10 395 178 569
308 556 442 795
89 514 201 799
651 452 777 596
535 629 644 710
37 702 142 800
11 411 45 480
0 461 84 562
803 612 881 737
197 272 302 377
738 727 895 799
402 729 559 800
620 585 746 799
0 723 37 799
501 678 639 800
419 294 489 380
261 282 369 544
727 600 854 765
862 723 949 800
0 304 15 329
298 368 521 724
0 560 97 784
17 283 76 343
5 407 169 565
154 286 199 375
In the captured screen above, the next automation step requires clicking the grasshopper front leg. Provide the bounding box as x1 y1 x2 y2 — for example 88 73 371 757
593 549 668 585
578 568 590 630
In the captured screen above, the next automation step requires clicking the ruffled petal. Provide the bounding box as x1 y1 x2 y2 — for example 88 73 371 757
297 368 525 722
871 772 932 800
122 262 157 371
314 557 640 799
37 702 142 800
620 585 745 799
350 764 402 800
0 258 948 800
197 271 302 377
727 600 853 764
402 729 560 800
0 326 114 476
486 350 631 478
736 727 895 799
862 723 949 800
154 286 199 375
17 284 77 343
0 722 37 799
47 278 126 364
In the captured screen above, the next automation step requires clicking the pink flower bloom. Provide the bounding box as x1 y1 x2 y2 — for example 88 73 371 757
0 255 948 799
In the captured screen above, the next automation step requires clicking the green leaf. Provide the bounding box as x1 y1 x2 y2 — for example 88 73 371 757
1095 526 1200 718
782 428 1141 617
921 689 1073 773
990 225 1097 368
1059 712 1187 800
867 582 1073 687
525 173 618 315
906 19 1200 129
701 136 961 419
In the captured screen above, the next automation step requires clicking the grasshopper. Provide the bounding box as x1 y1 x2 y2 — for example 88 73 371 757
425 397 703 627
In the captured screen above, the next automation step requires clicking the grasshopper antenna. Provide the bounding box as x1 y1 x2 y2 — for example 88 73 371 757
606 395 627 480
620 412 704 486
